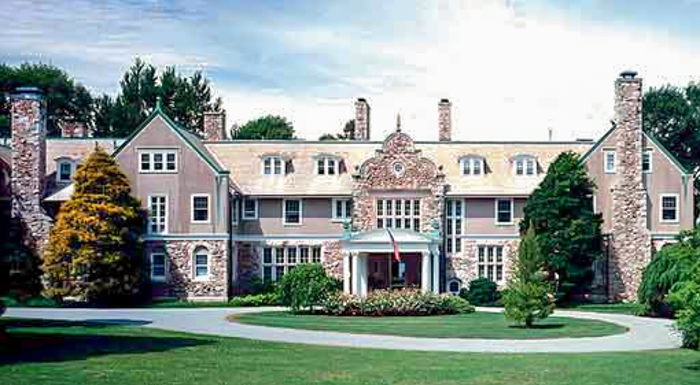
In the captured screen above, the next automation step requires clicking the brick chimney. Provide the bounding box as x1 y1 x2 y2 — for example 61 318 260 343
203 111 226 141
354 98 370 141
10 86 52 256
609 70 650 300
61 121 87 138
438 98 452 141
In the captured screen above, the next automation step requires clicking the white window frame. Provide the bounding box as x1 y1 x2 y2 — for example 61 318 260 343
447 279 462 295
332 198 352 222
604 150 616 174
243 198 259 220
190 194 211 224
193 248 210 280
317 157 340 175
147 195 168 234
446 199 464 254
262 156 285 175
460 157 484 176
642 149 653 173
139 150 178 173
260 245 323 282
376 198 421 231
514 157 536 176
495 198 514 225
231 199 239 225
477 245 505 284
150 252 166 282
283 199 303 226
659 194 679 223
56 160 75 183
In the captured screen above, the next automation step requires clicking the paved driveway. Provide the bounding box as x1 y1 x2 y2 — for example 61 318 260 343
5 307 682 353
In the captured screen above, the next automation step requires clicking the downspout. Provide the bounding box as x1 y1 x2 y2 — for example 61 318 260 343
440 189 448 293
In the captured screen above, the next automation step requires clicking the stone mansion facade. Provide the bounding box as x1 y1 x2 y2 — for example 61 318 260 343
0 72 694 302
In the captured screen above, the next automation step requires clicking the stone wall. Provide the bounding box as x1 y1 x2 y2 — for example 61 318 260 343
609 72 651 301
61 121 87 138
203 111 226 141
438 99 452 141
354 98 370 141
148 239 228 300
446 238 519 290
10 87 52 257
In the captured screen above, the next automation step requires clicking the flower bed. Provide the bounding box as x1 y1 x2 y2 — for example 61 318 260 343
319 289 474 316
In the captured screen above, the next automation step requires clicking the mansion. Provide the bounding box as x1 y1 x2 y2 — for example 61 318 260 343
0 71 694 301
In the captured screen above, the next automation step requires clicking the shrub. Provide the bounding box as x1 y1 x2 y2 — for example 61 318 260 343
247 277 279 295
319 289 475 316
669 263 700 349
462 277 499 306
228 293 280 307
504 225 555 327
279 264 338 313
638 230 700 317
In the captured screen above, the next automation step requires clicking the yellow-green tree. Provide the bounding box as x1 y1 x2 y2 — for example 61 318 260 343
43 146 146 305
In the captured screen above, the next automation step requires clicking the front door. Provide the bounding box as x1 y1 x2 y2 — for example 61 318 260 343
367 253 422 291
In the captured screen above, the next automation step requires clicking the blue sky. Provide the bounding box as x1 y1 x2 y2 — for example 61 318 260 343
2 0 700 141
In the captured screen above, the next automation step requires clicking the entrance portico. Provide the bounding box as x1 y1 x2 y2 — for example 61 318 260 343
341 229 440 297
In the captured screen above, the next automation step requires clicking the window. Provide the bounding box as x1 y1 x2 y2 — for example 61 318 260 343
57 161 73 182
495 198 513 225
317 157 340 175
243 198 258 220
231 199 239 225
514 157 536 176
191 194 210 223
332 199 352 221
261 245 322 282
604 151 616 173
446 199 463 254
478 245 504 283
139 150 177 173
283 199 302 225
148 195 167 234
642 150 652 173
460 157 484 176
150 252 166 281
263 156 284 175
447 280 461 295
376 198 421 231
194 248 209 279
660 194 679 223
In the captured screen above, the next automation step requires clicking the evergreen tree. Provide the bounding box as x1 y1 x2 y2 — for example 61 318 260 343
521 151 602 302
233 115 295 140
43 147 146 305
503 225 555 327
319 119 355 140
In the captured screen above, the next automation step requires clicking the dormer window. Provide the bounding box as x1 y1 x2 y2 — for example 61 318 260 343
317 156 340 175
513 155 537 176
57 160 75 183
460 156 484 176
263 156 285 175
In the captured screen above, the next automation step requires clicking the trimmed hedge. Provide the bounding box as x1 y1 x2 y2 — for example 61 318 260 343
319 289 475 316
229 293 280 307
461 277 500 306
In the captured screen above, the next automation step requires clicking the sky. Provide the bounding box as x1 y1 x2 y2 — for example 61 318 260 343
3 0 700 141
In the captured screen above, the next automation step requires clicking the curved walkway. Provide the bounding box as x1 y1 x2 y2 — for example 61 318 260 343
5 307 681 353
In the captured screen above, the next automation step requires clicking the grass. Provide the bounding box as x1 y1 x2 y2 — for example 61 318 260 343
1 318 699 385
231 311 627 339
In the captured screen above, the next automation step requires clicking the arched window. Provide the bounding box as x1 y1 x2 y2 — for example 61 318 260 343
512 154 538 176
460 156 484 176
447 279 461 296
193 247 209 279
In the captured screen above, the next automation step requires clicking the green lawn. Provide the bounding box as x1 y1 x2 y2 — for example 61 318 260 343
231 311 627 339
0 318 699 385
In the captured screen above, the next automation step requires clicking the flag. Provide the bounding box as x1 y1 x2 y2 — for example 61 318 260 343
386 228 400 262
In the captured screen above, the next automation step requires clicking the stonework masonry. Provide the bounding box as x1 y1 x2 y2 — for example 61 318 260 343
203 111 226 141
438 99 452 141
10 87 52 257
447 239 519 289
610 73 651 301
354 98 371 141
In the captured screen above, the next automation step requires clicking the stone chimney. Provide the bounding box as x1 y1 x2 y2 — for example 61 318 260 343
203 111 226 141
609 70 650 300
354 98 370 141
11 87 52 256
61 121 87 138
438 98 452 141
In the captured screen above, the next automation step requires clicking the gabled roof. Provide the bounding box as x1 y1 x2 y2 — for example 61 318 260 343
112 101 228 175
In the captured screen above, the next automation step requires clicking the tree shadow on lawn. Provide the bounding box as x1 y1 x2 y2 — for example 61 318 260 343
0 319 214 366
507 323 566 330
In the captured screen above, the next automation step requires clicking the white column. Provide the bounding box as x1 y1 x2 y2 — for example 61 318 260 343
421 251 431 292
358 256 368 298
351 253 360 295
432 252 440 294
343 252 351 294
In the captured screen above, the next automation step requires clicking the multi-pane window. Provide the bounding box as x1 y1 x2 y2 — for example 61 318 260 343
243 198 258 219
283 199 302 225
495 198 513 225
151 252 166 281
477 245 504 283
446 199 463 253
660 194 679 222
148 195 167 234
317 157 339 175
376 199 421 231
57 161 73 182
194 248 209 279
604 151 616 173
642 150 652 173
514 158 536 175
460 157 484 176
332 199 352 221
263 156 284 175
191 195 210 223
139 150 177 172
262 246 322 282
